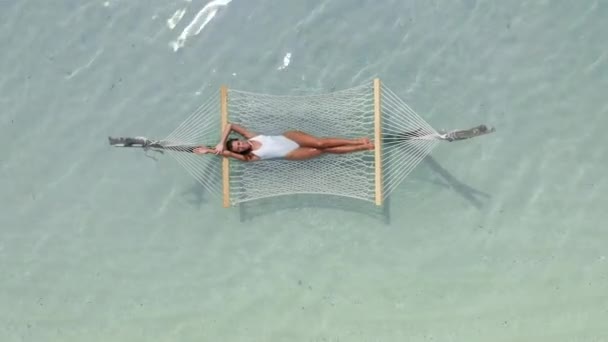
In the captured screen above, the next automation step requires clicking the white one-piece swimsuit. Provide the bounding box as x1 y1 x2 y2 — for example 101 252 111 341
249 135 299 160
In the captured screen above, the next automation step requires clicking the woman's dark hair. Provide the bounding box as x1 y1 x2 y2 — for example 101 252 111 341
226 138 252 155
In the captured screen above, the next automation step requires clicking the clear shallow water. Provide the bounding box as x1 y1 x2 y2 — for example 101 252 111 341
1 0 607 341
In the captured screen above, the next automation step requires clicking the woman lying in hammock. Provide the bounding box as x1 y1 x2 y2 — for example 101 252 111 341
193 123 374 162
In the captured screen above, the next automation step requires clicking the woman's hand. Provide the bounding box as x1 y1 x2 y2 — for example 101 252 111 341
193 146 212 155
214 142 225 154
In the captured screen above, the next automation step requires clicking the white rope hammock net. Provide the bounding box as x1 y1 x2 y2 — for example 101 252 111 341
163 79 444 206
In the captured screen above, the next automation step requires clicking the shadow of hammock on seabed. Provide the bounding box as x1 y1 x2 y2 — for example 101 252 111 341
419 155 491 210
178 157 222 209
177 152 491 225
237 193 392 224
234 156 490 224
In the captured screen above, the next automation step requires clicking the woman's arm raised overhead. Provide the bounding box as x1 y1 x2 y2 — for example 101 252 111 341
194 146 258 162
214 123 233 153
214 123 256 154
230 123 256 139
220 150 259 162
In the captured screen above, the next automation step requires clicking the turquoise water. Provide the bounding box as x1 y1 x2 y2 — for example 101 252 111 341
2 0 608 341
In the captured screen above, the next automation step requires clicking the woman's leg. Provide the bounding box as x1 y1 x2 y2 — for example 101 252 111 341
284 147 323 160
284 130 367 149
285 143 373 160
322 143 374 154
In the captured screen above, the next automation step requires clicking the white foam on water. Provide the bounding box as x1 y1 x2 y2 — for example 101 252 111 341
167 8 187 30
65 48 104 80
170 0 233 52
277 52 292 70
103 1 110 7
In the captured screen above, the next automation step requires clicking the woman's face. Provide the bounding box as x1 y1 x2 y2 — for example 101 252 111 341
230 139 250 153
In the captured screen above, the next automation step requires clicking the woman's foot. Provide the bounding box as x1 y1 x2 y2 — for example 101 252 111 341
355 137 371 145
